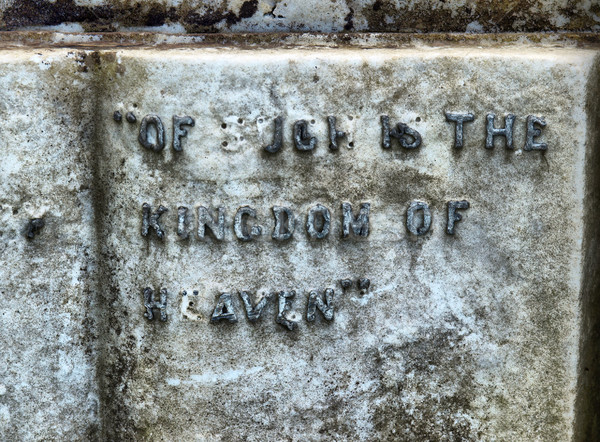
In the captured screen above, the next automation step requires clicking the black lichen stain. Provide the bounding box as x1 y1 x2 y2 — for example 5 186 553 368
370 325 477 440
360 0 596 33
1 0 258 32
3 0 116 30
25 217 45 238
344 7 354 31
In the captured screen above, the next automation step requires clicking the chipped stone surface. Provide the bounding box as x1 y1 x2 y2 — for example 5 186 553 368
0 0 599 33
0 36 599 440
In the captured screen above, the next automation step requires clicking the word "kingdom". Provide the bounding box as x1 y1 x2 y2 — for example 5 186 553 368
141 200 470 240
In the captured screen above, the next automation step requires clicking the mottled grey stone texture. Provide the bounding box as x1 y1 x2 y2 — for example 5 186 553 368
0 0 598 33
0 34 599 440
0 51 99 440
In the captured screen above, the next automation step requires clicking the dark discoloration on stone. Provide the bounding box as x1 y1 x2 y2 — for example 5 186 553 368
180 0 259 31
1 0 259 32
344 7 354 31
361 0 599 33
370 326 476 440
2 0 167 31
0 0 598 33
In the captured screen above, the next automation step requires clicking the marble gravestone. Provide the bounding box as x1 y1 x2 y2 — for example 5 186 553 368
0 32 599 441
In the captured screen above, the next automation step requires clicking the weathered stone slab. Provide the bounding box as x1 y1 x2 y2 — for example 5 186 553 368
0 38 599 440
93 45 600 440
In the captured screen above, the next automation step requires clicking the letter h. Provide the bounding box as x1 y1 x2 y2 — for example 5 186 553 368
143 287 167 321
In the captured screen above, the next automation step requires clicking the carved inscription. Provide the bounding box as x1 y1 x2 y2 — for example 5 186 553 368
150 278 371 328
141 201 470 240
120 108 549 329
112 111 548 153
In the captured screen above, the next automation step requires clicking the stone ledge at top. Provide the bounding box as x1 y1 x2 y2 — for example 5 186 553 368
0 0 599 33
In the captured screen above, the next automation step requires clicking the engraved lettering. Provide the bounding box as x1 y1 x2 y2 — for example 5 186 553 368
138 114 166 152
172 115 195 152
197 206 225 240
447 200 470 235
306 288 334 322
306 204 331 239
272 206 295 240
142 203 168 239
113 110 122 122
406 201 432 236
341 202 370 238
126 112 136 123
294 120 317 151
234 206 262 241
381 115 422 149
327 116 346 150
486 113 516 149
445 111 474 148
177 206 188 239
524 115 548 151
239 291 272 322
210 293 238 323
276 290 297 330
143 287 167 322
264 116 283 153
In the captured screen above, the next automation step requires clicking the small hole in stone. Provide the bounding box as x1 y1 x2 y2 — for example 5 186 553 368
310 119 315 124
416 117 421 122
222 141 228 147
189 302 194 306
238 118 243 124
348 115 354 120
12 208 18 215
240 136 244 141
349 142 354 147
258 118 263 124
133 103 138 108
221 123 227 129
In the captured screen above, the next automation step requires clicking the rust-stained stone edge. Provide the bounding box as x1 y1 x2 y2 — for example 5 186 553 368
0 31 598 50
